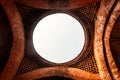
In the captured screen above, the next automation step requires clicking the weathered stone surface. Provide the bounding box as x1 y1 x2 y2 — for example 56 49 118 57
14 67 100 80
0 0 25 80
104 1 120 80
16 0 101 10
1 0 120 80
94 0 115 80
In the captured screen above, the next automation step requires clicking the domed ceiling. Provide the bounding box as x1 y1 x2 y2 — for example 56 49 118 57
0 0 120 80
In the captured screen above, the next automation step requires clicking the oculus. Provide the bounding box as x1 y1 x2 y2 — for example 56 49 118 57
33 13 85 63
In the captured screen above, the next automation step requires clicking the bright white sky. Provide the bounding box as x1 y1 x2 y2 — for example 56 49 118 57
33 13 85 63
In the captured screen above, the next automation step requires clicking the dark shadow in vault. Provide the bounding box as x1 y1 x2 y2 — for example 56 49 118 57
0 5 13 73
110 16 120 70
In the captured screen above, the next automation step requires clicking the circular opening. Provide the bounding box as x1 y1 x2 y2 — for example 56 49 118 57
33 13 85 63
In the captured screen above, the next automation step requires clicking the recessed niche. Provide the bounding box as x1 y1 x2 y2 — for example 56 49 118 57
33 13 85 63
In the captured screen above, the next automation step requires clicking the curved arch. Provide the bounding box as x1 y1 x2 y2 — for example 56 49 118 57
94 0 115 79
16 0 101 10
104 1 120 79
14 67 100 80
0 0 25 80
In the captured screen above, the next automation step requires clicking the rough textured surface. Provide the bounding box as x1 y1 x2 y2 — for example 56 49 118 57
79 2 100 21
0 0 100 80
1 0 120 80
14 67 100 80
16 0 101 10
94 0 115 79
15 2 100 75
76 53 99 73
104 1 120 79
0 0 25 80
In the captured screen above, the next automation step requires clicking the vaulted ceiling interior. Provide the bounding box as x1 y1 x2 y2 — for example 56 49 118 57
0 0 120 80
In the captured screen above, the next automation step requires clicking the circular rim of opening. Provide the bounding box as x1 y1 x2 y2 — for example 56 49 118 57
30 11 88 65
